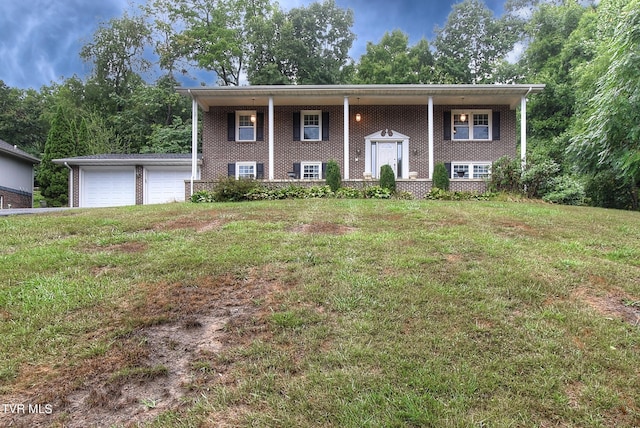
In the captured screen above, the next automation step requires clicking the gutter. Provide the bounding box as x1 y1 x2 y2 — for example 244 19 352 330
64 162 73 208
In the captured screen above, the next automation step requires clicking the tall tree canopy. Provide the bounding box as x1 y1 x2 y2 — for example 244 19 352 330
247 0 355 85
354 31 434 84
568 0 640 209
433 0 522 83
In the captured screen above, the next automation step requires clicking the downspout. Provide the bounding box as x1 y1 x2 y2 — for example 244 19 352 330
64 162 73 208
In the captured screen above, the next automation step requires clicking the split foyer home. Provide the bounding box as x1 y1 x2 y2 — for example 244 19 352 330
0 139 40 209
179 84 544 198
55 84 544 207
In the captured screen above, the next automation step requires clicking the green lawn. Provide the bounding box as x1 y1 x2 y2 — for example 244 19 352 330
1 199 639 427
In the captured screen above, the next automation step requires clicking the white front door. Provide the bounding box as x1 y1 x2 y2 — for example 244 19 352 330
376 142 397 178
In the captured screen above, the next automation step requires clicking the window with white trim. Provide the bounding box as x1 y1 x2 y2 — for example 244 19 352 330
452 110 491 141
301 162 322 180
237 111 256 141
452 162 491 179
302 110 321 141
236 162 256 179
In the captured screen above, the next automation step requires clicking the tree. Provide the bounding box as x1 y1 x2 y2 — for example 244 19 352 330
247 0 355 85
38 105 88 206
0 81 49 157
568 0 640 210
354 31 434 84
521 2 596 169
433 0 522 84
80 13 151 102
325 160 341 192
432 163 450 191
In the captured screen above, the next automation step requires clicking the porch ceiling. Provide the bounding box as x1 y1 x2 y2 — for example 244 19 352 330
177 84 545 111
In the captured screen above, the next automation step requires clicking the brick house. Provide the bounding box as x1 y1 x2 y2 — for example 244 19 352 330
0 139 40 209
179 84 544 198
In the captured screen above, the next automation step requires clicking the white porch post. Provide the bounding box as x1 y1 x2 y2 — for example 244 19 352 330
520 94 527 168
428 96 434 179
344 96 350 179
190 92 198 197
269 96 274 180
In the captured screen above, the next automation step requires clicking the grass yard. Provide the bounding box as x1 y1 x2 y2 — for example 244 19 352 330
0 199 639 427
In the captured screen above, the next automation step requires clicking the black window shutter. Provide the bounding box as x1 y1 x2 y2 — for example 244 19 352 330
227 163 236 177
256 112 264 141
256 163 264 179
321 162 328 179
443 111 451 140
293 163 301 179
444 162 452 179
492 111 500 140
227 113 235 142
322 112 330 141
293 112 301 141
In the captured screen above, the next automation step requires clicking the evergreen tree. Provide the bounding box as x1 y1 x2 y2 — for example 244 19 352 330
38 105 88 206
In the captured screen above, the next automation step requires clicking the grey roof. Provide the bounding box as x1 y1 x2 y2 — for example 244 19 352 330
0 139 40 164
53 153 202 166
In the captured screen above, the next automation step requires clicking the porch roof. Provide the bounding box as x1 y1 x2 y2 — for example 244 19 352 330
177 84 545 111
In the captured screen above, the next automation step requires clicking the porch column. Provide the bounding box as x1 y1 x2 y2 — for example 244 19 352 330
269 96 274 180
521 93 528 168
428 96 434 179
190 92 198 197
344 96 350 179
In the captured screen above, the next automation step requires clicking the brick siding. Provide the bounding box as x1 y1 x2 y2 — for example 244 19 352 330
201 103 516 182
0 187 33 208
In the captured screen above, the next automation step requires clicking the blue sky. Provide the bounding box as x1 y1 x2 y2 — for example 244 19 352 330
0 0 506 90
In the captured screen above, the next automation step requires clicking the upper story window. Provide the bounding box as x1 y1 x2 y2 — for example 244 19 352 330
237 111 256 142
302 110 322 141
452 110 492 141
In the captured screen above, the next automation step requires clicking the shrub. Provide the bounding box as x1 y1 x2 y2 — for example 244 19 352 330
488 156 522 193
521 156 560 198
425 188 495 201
362 185 391 199
543 175 586 206
335 187 361 199
213 177 262 202
325 160 342 192
191 190 215 203
432 163 450 191
379 164 396 193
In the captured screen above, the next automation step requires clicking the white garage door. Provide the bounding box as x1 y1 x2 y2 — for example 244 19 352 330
145 167 192 204
81 167 136 208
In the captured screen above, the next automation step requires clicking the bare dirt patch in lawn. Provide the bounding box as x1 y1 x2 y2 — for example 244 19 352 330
0 266 284 428
573 284 640 327
154 213 225 233
290 222 356 235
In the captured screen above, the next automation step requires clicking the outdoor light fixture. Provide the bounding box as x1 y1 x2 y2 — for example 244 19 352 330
460 113 467 122
355 97 361 122
251 98 256 123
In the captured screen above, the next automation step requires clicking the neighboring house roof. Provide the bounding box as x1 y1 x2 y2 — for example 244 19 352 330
0 139 40 164
177 84 546 110
53 153 202 167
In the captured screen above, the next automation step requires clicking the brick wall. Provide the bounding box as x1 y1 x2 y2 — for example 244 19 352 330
202 103 517 182
0 187 32 208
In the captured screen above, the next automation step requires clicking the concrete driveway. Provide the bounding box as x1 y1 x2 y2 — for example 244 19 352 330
0 207 75 216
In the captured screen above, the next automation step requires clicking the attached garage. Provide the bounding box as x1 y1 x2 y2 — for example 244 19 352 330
145 167 192 204
53 154 201 208
81 166 136 208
